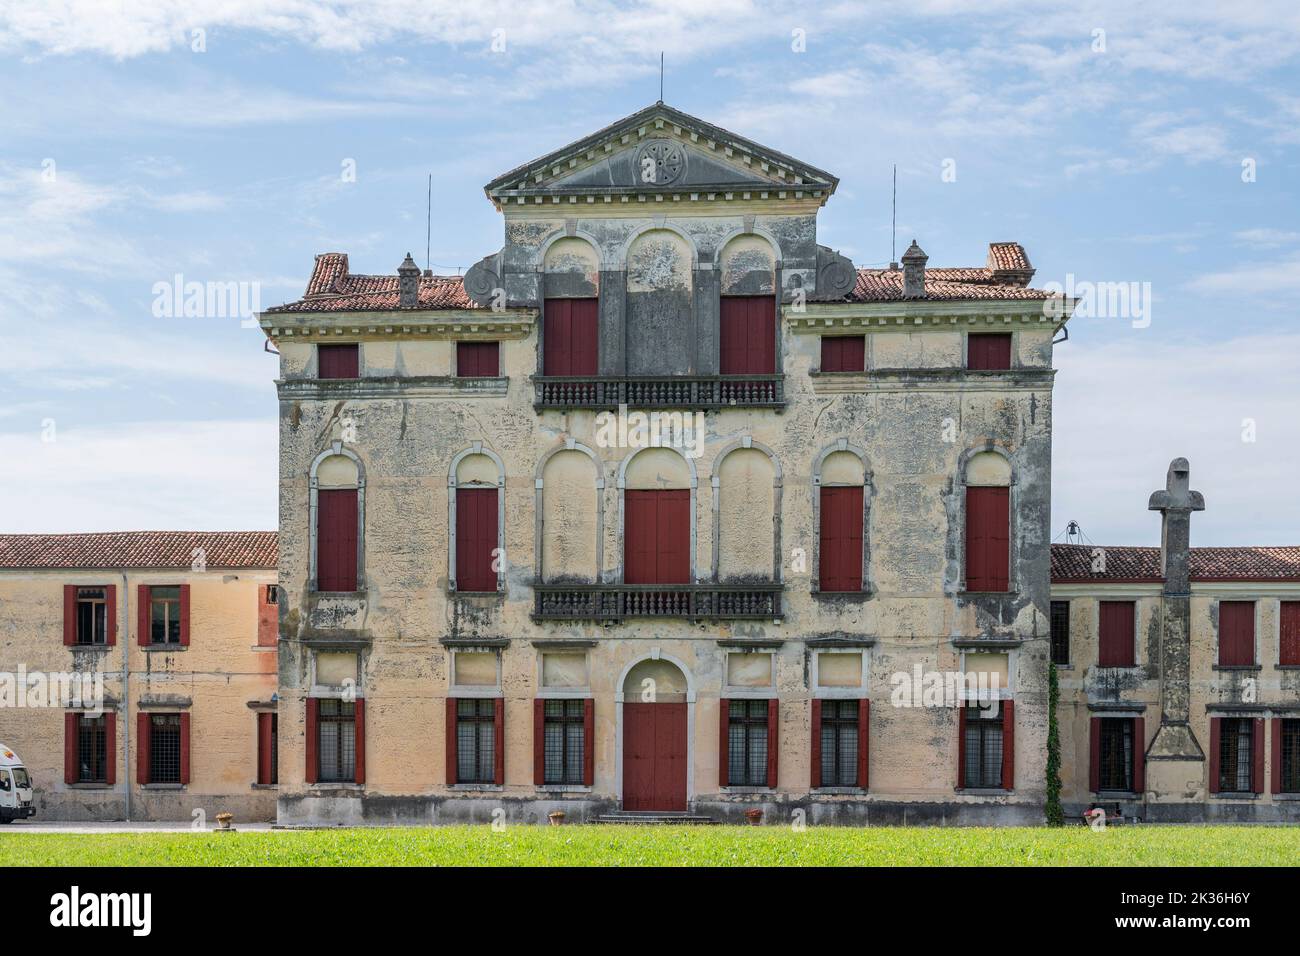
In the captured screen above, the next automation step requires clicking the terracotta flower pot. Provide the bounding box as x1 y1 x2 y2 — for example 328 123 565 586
744 808 763 826
548 810 566 826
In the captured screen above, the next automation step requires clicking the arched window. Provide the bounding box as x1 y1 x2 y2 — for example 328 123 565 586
450 444 505 593
813 441 869 593
718 233 779 378
535 440 604 583
310 443 365 593
963 450 1012 592
710 438 782 583
542 236 601 377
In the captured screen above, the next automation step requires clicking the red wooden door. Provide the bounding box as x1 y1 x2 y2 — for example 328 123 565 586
456 487 499 592
544 298 598 375
623 701 688 811
624 489 690 584
317 488 357 591
719 296 776 374
965 486 1009 591
819 485 863 591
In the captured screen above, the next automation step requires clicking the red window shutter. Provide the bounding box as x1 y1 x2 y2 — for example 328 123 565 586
257 585 278 647
965 486 1009 592
179 584 190 647
104 712 116 786
624 490 690 585
457 341 500 377
544 299 599 376
1218 602 1255 666
1000 699 1015 791
353 699 366 786
968 333 1011 370
105 584 117 646
858 699 870 790
317 488 358 592
493 698 505 786
1133 717 1145 793
64 712 78 784
179 712 191 785
1280 603 1300 666
583 698 595 787
318 344 359 379
63 585 77 645
257 713 274 785
445 698 458 786
1088 717 1101 792
455 487 499 592
821 336 864 373
137 585 151 646
766 699 779 789
720 296 776 375
533 698 546 786
718 698 730 788
657 490 691 584
1208 717 1221 794
809 698 822 790
1099 601 1136 667
1251 717 1264 794
305 698 320 785
819 486 864 592
957 706 967 789
136 712 150 785
1272 718 1284 795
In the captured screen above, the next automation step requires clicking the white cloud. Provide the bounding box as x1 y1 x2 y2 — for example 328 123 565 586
1185 252 1300 296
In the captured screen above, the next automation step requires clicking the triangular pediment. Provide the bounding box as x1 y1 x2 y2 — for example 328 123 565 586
484 102 838 202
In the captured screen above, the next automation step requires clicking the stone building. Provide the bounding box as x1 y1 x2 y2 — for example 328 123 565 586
260 103 1070 825
0 532 278 821
1052 460 1300 822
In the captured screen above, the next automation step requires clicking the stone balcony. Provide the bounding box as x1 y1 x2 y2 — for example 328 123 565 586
532 374 784 411
531 583 784 622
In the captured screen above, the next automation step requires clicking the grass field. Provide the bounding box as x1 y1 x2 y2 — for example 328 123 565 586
0 824 1295 866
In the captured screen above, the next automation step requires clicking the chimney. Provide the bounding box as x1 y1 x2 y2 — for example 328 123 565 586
901 240 927 298
397 253 420 308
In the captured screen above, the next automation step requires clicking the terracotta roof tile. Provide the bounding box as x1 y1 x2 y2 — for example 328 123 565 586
987 242 1033 274
1051 544 1300 583
847 267 1056 302
0 532 278 570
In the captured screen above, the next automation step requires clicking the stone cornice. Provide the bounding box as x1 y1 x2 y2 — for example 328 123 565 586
810 368 1056 394
259 309 535 341
277 376 508 401
788 299 1075 331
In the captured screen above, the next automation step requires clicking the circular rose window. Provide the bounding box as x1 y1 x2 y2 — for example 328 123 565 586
633 139 686 186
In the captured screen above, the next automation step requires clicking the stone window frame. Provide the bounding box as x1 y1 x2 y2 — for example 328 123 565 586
722 647 777 698
535 647 592 700
1093 597 1143 670
810 438 873 596
534 439 605 584
308 648 365 701
616 444 699 584
449 646 504 698
957 647 1016 704
447 442 507 594
962 329 1019 371
1212 597 1262 670
954 441 1018 596
713 227 785 371
708 436 783 583
307 441 367 593
811 647 870 701
533 228 607 377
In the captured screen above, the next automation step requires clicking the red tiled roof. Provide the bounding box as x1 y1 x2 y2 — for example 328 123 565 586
266 252 478 314
0 532 278 570
1051 544 1300 583
847 268 1056 302
987 242 1033 274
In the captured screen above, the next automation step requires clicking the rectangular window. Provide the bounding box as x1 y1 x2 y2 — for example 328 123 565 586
149 586 182 644
964 486 1009 592
1281 719 1300 794
457 341 500 377
317 344 359 379
76 715 108 784
543 299 598 376
543 699 585 785
1281 602 1300 667
623 489 691 585
316 488 358 592
719 296 776 375
818 485 864 592
820 335 865 373
1050 600 1070 665
317 699 356 783
819 700 860 787
1098 601 1136 667
149 714 182 784
962 703 1003 789
455 487 499 592
1217 717 1255 793
76 588 108 645
1218 601 1256 666
257 712 278 786
1098 717 1135 792
727 699 771 787
456 698 497 785
967 333 1012 370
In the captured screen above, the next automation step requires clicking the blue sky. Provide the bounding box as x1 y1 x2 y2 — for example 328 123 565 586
0 0 1296 545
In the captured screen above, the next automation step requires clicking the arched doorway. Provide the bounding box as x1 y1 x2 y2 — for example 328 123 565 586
620 657 690 811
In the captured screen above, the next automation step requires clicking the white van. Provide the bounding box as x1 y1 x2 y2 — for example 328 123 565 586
0 745 35 823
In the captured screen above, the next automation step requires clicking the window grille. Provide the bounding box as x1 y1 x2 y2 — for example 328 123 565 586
1218 718 1253 793
819 699 859 787
1098 717 1134 791
727 699 770 787
318 699 356 783
543 699 585 785
149 714 182 784
457 698 496 784
1282 720 1300 794
963 705 1003 789
77 714 107 783
1050 601 1070 665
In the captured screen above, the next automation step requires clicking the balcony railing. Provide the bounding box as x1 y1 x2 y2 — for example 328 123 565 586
532 583 784 622
533 375 784 410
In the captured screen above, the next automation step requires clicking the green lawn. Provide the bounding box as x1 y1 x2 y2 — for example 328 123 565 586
0 824 1295 866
